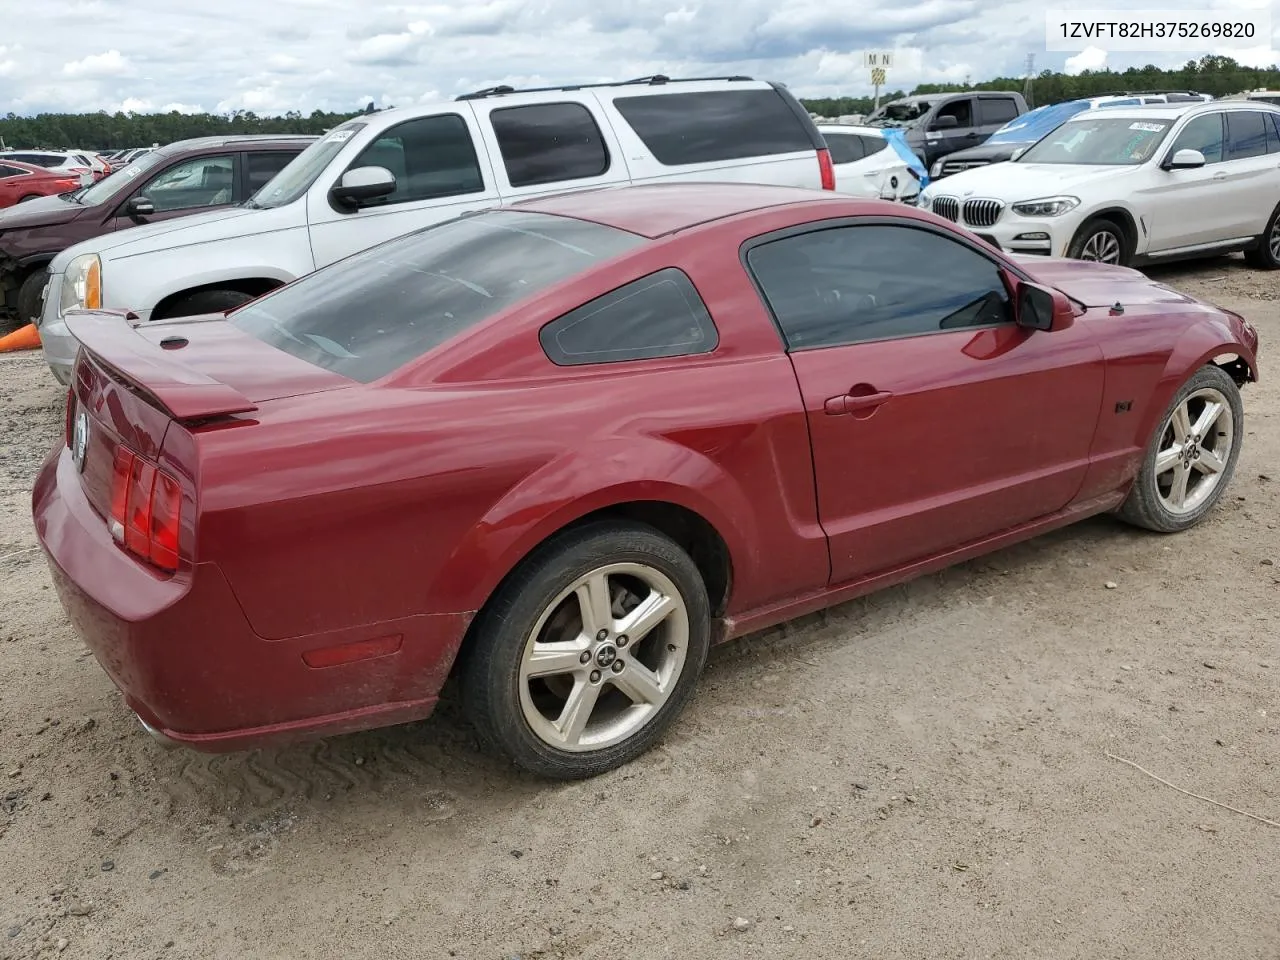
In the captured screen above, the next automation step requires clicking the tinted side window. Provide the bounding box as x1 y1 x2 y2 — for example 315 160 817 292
613 90 814 165
860 135 888 156
540 268 718 366
1268 113 1280 154
8 154 59 168
980 98 1020 125
936 98 974 127
1168 113 1225 163
825 134 864 164
348 114 484 205
0 164 27 178
139 156 236 211
490 102 610 187
1226 111 1268 160
746 225 1011 350
246 152 301 192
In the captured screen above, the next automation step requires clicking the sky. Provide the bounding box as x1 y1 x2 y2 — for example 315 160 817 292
0 0 1275 116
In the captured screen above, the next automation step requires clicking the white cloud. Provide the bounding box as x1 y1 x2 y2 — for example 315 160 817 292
1064 46 1108 75
1 0 1275 116
62 49 131 78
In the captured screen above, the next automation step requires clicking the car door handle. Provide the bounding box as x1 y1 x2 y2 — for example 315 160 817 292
824 390 893 415
1212 171 1227 180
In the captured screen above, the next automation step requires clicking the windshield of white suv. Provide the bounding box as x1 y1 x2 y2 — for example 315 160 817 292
247 121 367 209
73 149 167 204
1015 115 1173 165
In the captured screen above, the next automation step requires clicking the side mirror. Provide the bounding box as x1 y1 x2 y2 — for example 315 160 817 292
1163 148 1206 170
1016 281 1075 332
330 166 396 209
1010 146 1027 160
126 196 155 218
930 115 959 130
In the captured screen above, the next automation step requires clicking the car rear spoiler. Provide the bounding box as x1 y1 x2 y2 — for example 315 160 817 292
63 309 259 421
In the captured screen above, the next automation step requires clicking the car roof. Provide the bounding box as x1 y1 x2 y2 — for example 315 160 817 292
513 182 849 239
1064 99 1277 122
154 134 317 156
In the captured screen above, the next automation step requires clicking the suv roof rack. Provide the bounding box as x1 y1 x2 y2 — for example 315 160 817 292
455 74 755 101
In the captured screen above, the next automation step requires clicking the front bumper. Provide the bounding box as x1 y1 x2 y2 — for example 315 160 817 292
33 446 469 752
920 196 1079 257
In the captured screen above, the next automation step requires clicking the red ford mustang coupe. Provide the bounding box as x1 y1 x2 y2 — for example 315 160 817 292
33 183 1259 779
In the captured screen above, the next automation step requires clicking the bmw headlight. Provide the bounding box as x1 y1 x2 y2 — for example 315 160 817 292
929 158 944 178
1011 196 1080 217
918 190 932 210
60 253 101 315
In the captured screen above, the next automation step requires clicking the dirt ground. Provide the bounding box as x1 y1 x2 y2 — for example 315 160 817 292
1 255 1277 960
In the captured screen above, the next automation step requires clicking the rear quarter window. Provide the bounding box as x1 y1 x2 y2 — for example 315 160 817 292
229 211 644 383
539 268 718 365
612 89 814 165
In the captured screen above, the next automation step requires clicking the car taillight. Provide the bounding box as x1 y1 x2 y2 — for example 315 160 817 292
108 445 183 573
818 148 835 190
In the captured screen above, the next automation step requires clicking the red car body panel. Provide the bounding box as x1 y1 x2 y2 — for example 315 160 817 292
0 161 82 209
31 184 1260 752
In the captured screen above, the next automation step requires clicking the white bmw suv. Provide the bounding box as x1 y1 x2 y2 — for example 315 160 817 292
918 100 1280 269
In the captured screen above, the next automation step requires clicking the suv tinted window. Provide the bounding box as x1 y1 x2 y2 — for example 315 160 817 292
246 151 300 192
231 211 644 383
860 135 888 156
490 102 610 187
747 225 1010 350
980 98 1020 125
540 268 718 366
6 153 59 167
348 114 484 205
1269 113 1280 153
613 90 813 165
1168 113 1225 163
1226 110 1269 160
825 133 864 164
139 155 236 211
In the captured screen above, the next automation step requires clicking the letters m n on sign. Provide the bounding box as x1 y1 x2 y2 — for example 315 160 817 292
862 51 895 68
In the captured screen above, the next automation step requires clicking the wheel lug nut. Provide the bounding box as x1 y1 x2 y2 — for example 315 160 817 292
579 651 592 664
596 629 608 642
617 635 628 647
611 660 624 673
589 670 602 683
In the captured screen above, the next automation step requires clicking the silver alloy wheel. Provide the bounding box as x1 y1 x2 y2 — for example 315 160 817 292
518 562 689 753
1080 229 1121 264
1153 386 1234 515
1269 215 1280 261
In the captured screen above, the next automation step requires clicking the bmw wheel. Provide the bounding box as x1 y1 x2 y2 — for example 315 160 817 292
1118 365 1244 533
1068 218 1129 266
461 521 711 779
1244 203 1280 270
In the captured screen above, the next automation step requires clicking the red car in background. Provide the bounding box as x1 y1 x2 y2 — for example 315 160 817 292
0 160 83 208
33 183 1259 780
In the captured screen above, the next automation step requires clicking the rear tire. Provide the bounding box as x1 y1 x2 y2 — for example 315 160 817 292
1243 203 1280 270
1117 365 1243 533
153 288 256 320
460 521 711 780
1067 218 1129 266
17 270 48 325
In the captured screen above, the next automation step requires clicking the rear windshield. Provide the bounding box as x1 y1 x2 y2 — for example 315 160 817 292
230 210 645 382
612 89 815 165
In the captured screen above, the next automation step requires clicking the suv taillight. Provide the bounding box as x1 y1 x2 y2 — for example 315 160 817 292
109 445 182 572
818 148 835 190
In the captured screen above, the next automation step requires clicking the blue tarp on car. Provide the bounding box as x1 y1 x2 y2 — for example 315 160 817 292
985 99 1096 145
881 127 931 188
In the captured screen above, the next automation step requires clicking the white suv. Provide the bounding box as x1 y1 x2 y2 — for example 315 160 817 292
36 76 834 383
918 100 1280 269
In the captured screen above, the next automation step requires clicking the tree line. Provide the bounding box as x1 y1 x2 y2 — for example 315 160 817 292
1 55 1277 149
801 54 1279 117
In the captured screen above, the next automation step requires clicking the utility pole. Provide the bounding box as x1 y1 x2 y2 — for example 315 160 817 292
1023 53 1036 106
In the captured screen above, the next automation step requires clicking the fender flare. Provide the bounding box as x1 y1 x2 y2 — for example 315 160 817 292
1136 326 1257 444
424 436 760 616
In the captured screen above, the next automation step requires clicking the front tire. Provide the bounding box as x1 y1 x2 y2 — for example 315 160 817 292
1243 203 1280 270
1067 218 1129 266
17 270 48 325
461 521 711 780
1118 365 1243 533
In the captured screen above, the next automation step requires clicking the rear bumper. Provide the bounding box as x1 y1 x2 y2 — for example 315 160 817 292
33 446 471 753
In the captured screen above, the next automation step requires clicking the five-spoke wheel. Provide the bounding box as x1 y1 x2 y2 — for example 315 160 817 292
462 522 711 779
